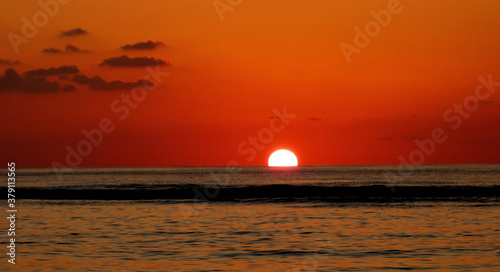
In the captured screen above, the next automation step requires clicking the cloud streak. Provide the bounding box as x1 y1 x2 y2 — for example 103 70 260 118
24 66 79 77
306 116 322 121
42 45 91 54
60 28 87 37
0 65 155 93
0 59 20 65
42 48 65 54
98 55 168 67
71 74 155 90
121 40 165 50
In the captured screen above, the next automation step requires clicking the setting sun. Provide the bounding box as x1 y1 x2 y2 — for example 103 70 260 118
268 150 298 167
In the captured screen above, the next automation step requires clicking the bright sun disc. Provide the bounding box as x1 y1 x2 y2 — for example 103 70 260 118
268 150 298 167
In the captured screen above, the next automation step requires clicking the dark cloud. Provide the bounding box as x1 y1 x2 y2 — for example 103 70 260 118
42 47 65 54
65 44 80 52
0 69 22 89
65 44 91 53
0 59 20 65
98 55 168 67
306 116 322 121
62 85 76 91
72 74 154 90
42 45 91 54
121 40 165 50
60 28 87 37
0 68 62 93
71 74 92 84
24 66 79 77
0 68 152 93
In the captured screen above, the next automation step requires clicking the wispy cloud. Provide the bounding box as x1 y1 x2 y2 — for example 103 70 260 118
42 48 65 54
121 40 165 50
60 28 87 37
65 44 91 53
98 55 168 67
306 116 322 121
71 74 155 90
42 45 91 54
24 66 79 77
1 66 156 93
0 59 20 65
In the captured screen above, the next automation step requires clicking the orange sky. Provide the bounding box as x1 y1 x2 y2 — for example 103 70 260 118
0 0 499 167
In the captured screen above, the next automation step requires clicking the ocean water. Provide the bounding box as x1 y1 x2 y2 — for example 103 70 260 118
1 165 499 271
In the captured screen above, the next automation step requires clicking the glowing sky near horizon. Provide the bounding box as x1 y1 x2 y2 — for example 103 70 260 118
0 0 499 167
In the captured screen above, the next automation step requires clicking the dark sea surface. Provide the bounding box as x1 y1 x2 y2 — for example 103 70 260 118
2 165 499 271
